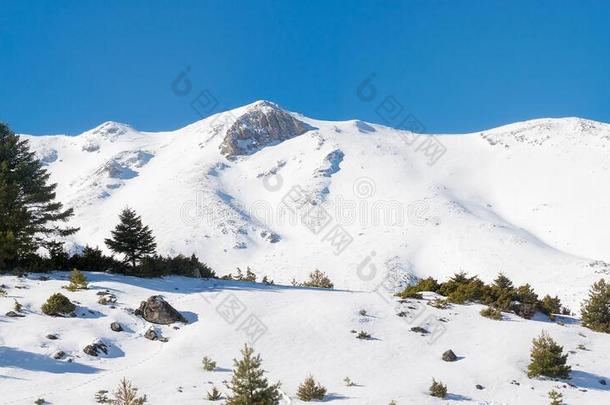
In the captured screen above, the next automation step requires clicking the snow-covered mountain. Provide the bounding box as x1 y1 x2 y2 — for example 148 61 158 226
23 101 610 309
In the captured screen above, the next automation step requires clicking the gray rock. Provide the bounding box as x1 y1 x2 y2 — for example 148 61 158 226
144 327 158 341
53 351 66 360
5 311 25 318
475 384 484 390
46 334 59 340
83 341 108 356
442 349 457 362
110 322 123 332
600 379 607 386
135 295 187 325
410 326 429 334
219 101 313 157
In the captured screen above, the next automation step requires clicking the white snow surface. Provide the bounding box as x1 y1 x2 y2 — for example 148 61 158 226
4 100 610 403
21 100 610 310
0 272 609 404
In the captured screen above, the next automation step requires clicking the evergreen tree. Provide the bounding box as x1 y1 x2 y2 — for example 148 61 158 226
0 123 77 269
226 344 281 405
110 378 147 405
296 376 327 401
105 208 156 268
527 331 571 379
581 278 610 333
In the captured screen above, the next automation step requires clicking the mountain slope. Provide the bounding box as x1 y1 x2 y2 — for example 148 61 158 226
22 101 610 309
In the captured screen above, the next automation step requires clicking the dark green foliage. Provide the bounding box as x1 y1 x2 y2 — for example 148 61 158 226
581 278 610 333
67 268 88 290
399 276 440 298
301 270 334 289
438 273 489 304
226 344 281 405
427 298 450 309
296 376 327 401
72 245 122 273
105 207 156 268
137 254 215 278
480 306 502 320
235 267 257 281
0 123 77 270
202 356 217 371
429 379 447 398
527 331 571 379
41 293 75 316
539 295 562 317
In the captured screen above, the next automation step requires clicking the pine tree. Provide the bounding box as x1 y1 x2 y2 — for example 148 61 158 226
105 208 156 268
548 390 563 405
226 344 281 405
296 376 327 401
0 123 77 269
527 331 571 379
109 378 147 405
581 278 610 333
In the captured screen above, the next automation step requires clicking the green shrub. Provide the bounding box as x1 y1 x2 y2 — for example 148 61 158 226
548 389 563 405
206 386 221 401
539 295 562 317
356 330 371 340
41 293 75 316
202 356 216 371
68 268 88 290
302 270 334 289
0 288 6 297
480 306 502 320
581 279 610 333
226 344 281 405
296 376 327 401
527 331 571 379
429 378 447 398
110 378 147 404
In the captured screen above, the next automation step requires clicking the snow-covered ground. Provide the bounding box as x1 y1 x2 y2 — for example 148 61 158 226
21 101 610 311
5 101 610 404
1 272 609 404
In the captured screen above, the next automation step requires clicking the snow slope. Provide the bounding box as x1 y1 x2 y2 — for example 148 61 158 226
22 101 610 309
1 272 609 404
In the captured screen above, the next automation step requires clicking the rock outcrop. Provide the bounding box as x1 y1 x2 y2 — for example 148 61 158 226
135 295 187 325
219 101 313 157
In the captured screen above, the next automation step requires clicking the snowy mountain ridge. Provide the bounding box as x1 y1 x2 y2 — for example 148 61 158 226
21 101 610 310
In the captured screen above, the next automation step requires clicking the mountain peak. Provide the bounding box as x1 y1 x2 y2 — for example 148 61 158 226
219 100 314 157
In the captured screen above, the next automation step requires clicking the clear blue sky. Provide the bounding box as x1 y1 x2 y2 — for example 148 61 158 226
1 0 609 135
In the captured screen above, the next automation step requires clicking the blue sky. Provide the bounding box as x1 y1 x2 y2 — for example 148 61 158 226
1 0 609 135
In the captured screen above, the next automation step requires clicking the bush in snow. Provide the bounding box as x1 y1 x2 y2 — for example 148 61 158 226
397 276 440 299
527 331 571 379
94 390 109 403
66 268 88 291
226 344 281 405
110 378 147 404
13 299 23 313
206 386 222 401
428 298 450 309
0 287 6 297
581 278 610 333
202 356 217 371
296 376 327 401
480 306 502 320
429 378 447 398
138 254 215 278
41 293 75 316
356 330 371 340
234 267 257 281
539 295 562 319
548 389 563 405
301 269 334 289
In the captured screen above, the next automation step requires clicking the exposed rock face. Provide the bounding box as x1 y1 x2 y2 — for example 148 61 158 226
219 101 313 157
442 349 457 362
53 351 66 360
46 334 58 340
5 311 24 318
83 340 108 357
135 295 187 325
144 327 158 341
110 322 123 332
